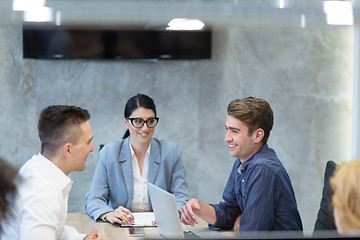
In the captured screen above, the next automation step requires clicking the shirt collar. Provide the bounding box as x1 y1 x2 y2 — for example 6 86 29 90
38 153 73 191
239 143 268 170
129 143 151 158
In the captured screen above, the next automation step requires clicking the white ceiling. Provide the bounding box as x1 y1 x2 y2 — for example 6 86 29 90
0 0 359 28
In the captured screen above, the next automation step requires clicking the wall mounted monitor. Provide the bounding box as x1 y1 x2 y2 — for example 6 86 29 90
23 25 212 60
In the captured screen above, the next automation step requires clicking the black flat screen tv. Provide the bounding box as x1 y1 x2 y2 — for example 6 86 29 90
23 26 212 60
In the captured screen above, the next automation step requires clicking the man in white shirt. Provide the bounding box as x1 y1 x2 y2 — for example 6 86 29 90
3 105 105 240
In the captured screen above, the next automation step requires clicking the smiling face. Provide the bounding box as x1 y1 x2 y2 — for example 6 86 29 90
67 120 94 173
224 115 264 162
124 107 156 148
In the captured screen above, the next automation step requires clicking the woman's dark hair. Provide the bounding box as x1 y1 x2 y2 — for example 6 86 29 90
0 157 18 232
123 94 157 139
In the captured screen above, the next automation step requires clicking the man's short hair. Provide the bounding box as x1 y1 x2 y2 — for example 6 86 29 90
38 105 90 156
0 157 18 232
227 97 274 144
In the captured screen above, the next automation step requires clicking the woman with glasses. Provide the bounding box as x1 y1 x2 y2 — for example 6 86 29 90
85 94 189 225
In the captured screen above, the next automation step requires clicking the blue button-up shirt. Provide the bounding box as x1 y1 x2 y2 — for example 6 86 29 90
210 144 303 232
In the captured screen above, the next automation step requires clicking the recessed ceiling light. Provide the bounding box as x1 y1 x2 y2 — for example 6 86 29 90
166 18 205 31
323 1 353 26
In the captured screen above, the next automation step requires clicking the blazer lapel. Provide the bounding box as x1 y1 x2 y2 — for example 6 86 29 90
119 137 134 209
147 138 161 184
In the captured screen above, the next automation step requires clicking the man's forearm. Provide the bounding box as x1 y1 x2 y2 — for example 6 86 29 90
195 201 217 225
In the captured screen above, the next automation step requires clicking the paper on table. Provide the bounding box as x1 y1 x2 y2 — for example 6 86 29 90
120 212 156 227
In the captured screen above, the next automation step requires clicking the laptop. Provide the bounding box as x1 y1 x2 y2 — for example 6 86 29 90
147 182 225 239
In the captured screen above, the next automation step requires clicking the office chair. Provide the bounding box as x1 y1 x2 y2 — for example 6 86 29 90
313 160 337 232
99 144 104 151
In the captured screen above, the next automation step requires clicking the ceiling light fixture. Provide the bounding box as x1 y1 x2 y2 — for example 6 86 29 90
278 0 287 9
23 6 53 22
13 0 45 11
13 0 53 22
55 11 61 25
323 0 353 25
166 18 205 31
300 14 306 28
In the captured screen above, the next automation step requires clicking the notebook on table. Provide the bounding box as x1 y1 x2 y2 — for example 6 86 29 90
119 212 155 227
147 182 225 239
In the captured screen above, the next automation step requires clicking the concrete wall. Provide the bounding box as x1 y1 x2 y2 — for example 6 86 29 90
0 23 354 232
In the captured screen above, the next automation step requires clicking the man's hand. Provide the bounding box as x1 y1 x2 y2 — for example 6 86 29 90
84 227 105 240
105 206 134 225
180 198 201 226
233 214 242 232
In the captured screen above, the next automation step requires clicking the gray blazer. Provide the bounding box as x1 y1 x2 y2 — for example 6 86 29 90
85 137 189 221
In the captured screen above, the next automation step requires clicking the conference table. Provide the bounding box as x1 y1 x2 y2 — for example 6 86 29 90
66 213 238 239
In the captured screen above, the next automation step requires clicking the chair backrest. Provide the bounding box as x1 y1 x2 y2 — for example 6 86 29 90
313 160 337 232
99 144 104 151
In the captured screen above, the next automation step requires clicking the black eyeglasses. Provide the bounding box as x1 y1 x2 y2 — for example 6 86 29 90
127 117 159 128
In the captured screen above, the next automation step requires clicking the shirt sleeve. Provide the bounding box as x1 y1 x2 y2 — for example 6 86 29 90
238 164 277 231
20 188 64 240
85 151 115 221
100 212 112 221
210 161 242 230
168 144 190 212
61 226 86 240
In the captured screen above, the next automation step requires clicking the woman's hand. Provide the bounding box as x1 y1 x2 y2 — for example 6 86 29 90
105 206 134 225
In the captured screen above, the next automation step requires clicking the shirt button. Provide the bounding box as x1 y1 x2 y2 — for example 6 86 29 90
242 179 245 183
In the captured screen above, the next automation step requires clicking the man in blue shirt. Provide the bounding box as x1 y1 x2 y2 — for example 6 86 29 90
181 97 303 232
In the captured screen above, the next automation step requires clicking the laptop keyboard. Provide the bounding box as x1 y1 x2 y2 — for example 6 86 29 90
183 230 202 239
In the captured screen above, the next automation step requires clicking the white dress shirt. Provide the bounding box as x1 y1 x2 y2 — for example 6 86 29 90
100 144 151 220
2 153 85 240
130 144 151 212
